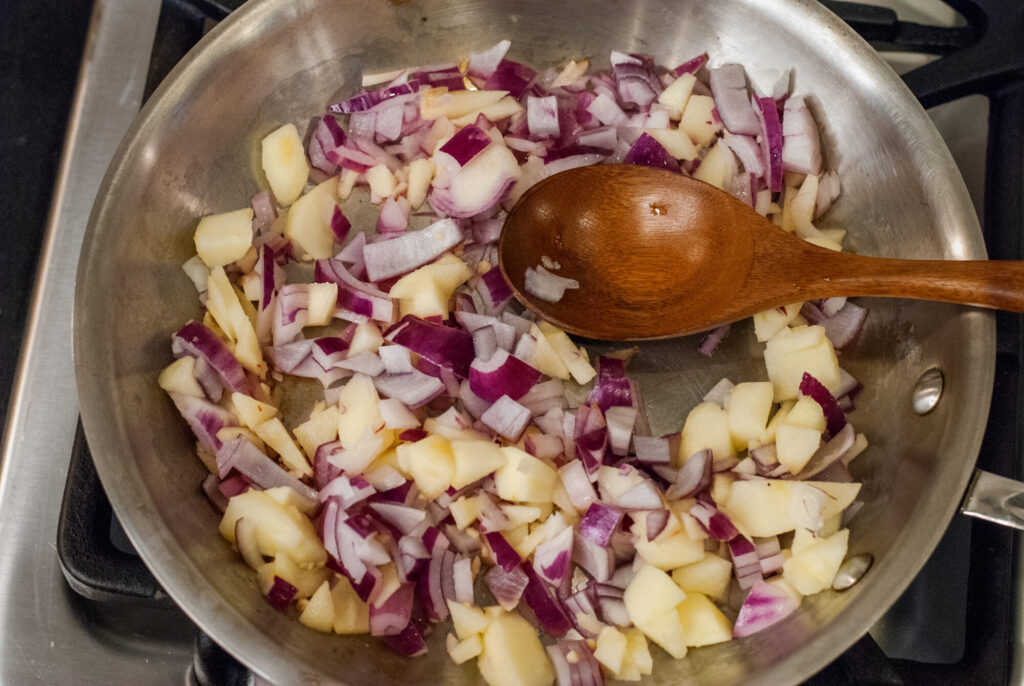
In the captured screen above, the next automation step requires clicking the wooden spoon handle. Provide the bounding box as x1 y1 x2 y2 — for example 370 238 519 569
805 253 1024 311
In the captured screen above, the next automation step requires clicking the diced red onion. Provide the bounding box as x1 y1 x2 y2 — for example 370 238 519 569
579 502 623 547
667 448 712 499
382 620 429 658
674 52 709 76
524 265 580 303
699 323 731 356
533 525 574 588
315 258 395 323
265 576 298 611
469 349 543 403
708 65 760 136
623 132 680 173
330 81 420 114
754 96 784 193
521 564 572 638
468 40 511 80
690 497 739 541
169 392 237 456
233 517 264 570
483 531 521 572
480 394 532 441
385 315 475 378
484 563 529 611
440 123 493 166
781 95 823 176
633 435 671 464
729 535 764 589
547 640 603 686
646 509 671 541
821 301 868 350
370 583 415 637
799 371 846 437
484 59 536 99
733 580 799 638
559 460 598 513
363 218 463 282
612 478 663 511
172 321 250 394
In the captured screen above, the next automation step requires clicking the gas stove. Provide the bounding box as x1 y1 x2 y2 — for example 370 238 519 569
1 0 1021 683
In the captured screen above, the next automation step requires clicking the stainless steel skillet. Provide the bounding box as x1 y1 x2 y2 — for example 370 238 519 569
74 0 1018 683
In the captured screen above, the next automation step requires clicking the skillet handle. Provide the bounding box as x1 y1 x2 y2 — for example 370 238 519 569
960 469 1024 530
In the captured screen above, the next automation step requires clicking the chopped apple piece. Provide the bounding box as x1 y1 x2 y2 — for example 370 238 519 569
332 575 370 634
632 604 688 659
207 267 265 377
252 416 312 477
448 600 491 639
298 580 334 633
348 321 383 355
406 158 435 209
365 164 397 200
338 373 395 450
494 446 558 503
421 88 509 120
753 303 803 342
594 625 630 677
305 282 338 325
727 381 774 451
775 424 823 474
658 72 696 119
219 490 326 566
679 402 736 465
450 439 508 489
231 392 278 428
285 181 339 260
389 253 473 319
760 400 795 444
677 592 732 647
646 127 698 161
721 480 861 536
447 633 484 665
449 495 480 530
764 325 841 401
526 324 570 380
672 554 733 603
257 554 330 599
293 401 339 460
632 512 704 570
537 321 596 384
624 627 653 676
194 208 254 268
783 397 826 431
157 357 205 398
477 610 555 686
783 528 850 595
261 123 309 206
396 434 455 500
679 94 719 147
624 564 687 627
692 139 738 190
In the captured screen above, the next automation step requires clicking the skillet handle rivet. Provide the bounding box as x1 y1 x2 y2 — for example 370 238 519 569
911 367 944 415
832 553 873 591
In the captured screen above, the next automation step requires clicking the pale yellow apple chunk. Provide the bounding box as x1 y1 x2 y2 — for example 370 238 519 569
261 123 309 206
477 611 555 686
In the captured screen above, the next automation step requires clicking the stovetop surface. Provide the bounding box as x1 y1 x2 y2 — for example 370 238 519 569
2 0 1021 684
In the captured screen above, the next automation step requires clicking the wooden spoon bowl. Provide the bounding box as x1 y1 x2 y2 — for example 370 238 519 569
499 164 1024 341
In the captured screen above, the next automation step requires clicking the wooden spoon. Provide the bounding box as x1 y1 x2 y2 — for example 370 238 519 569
498 164 1024 341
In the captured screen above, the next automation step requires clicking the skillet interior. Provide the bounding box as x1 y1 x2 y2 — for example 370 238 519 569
74 0 992 684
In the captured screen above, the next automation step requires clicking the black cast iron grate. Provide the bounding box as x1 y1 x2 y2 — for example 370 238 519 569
56 0 1024 684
